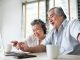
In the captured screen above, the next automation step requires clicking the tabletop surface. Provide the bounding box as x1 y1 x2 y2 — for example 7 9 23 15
0 51 80 60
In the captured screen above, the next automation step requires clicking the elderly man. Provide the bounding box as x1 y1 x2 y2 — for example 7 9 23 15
41 7 80 55
13 7 80 55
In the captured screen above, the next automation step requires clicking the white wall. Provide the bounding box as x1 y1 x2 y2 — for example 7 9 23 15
0 0 2 48
0 0 2 30
1 0 22 48
0 1 1 21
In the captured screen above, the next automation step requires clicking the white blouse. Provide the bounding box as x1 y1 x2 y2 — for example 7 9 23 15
24 35 39 47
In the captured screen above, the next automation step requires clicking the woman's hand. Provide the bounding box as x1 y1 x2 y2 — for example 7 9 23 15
11 41 29 52
16 42 29 52
11 41 18 46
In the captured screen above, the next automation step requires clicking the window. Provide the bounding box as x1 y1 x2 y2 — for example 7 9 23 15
22 0 77 38
78 0 80 19
55 0 69 20
22 0 46 38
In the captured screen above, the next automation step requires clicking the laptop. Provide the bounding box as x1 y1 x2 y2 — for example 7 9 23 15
5 52 36 59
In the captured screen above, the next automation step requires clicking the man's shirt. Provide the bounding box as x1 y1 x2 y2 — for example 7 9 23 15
41 19 80 54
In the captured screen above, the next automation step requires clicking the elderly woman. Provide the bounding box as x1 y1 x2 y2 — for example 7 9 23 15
11 19 47 52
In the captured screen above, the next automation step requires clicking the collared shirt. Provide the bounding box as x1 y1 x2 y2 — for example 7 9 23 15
41 19 80 54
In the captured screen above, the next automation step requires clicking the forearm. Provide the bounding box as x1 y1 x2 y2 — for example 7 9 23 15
26 45 46 53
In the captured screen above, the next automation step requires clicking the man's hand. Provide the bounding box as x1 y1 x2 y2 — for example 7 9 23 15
77 33 80 43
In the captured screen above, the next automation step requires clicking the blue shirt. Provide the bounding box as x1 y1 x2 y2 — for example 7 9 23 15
41 19 80 54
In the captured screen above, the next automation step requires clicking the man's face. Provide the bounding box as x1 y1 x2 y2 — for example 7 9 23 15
48 10 63 29
32 24 45 40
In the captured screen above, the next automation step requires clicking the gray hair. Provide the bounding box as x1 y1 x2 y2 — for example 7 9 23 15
31 19 47 34
49 7 67 19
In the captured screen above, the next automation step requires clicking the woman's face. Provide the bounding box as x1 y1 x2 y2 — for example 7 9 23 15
32 24 45 40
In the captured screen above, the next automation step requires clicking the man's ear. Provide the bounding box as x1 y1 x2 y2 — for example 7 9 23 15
77 33 80 43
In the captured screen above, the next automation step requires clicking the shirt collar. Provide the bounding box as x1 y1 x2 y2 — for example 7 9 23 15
62 19 68 28
57 19 68 32
52 19 68 32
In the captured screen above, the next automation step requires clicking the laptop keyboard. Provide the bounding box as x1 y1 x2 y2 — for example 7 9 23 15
5 52 36 59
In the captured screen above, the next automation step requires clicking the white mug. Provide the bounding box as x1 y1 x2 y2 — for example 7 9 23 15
5 44 12 52
46 45 60 59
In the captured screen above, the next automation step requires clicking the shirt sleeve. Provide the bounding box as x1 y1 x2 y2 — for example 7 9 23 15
24 35 32 45
70 20 80 40
41 29 54 46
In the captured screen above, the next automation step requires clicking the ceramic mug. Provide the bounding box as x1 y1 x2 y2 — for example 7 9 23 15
46 44 60 59
5 44 12 52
